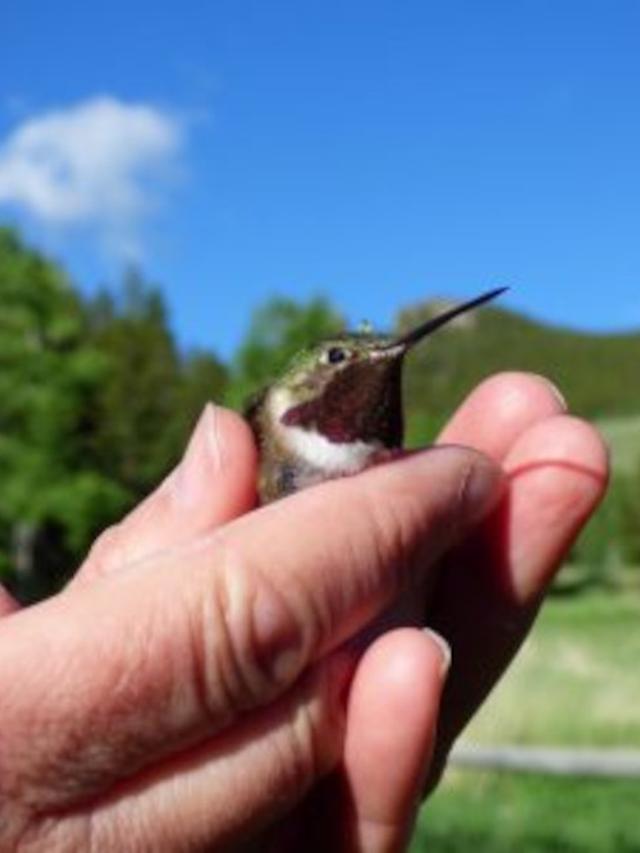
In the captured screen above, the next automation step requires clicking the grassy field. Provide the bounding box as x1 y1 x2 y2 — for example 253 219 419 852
459 591 640 747
410 590 640 851
413 773 640 852
598 414 640 473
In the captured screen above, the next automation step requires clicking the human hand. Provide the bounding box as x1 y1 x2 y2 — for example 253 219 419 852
0 405 500 850
0 372 607 851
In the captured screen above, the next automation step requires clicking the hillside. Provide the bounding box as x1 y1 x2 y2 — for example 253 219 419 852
398 300 640 443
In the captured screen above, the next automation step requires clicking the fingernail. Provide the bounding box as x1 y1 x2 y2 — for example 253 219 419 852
423 627 451 676
541 377 568 411
171 404 221 509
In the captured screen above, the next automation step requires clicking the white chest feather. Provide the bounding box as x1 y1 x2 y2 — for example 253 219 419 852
285 425 378 474
269 387 380 475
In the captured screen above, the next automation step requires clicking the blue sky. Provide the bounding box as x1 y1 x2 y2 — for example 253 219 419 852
2 1 640 358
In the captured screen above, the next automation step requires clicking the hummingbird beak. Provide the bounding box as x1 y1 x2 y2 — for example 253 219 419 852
380 286 508 356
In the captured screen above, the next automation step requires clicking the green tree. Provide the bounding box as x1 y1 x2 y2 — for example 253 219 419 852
0 236 228 601
0 228 127 599
88 269 228 496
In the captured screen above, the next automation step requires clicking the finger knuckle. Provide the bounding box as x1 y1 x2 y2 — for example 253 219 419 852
85 524 124 577
272 701 321 798
190 538 310 722
268 669 346 803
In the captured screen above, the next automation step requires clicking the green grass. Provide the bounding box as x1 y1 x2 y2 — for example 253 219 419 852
597 414 640 473
412 773 640 852
464 590 640 746
410 590 640 851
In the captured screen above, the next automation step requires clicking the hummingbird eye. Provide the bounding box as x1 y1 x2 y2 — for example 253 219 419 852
326 346 348 365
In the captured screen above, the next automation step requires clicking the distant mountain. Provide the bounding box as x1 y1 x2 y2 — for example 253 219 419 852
398 300 640 444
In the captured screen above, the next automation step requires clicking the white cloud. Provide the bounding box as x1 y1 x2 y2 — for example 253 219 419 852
0 96 183 258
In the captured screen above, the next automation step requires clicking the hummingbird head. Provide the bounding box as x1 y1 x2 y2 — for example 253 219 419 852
265 287 507 448
269 331 405 445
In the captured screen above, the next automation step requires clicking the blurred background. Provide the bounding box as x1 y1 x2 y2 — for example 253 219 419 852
2 2 640 849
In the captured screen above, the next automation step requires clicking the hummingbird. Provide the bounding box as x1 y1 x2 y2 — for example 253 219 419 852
247 287 507 504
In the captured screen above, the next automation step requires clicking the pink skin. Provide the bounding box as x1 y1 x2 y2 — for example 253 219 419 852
0 373 607 851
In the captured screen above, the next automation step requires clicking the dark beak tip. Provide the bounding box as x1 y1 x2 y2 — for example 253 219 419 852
392 286 508 350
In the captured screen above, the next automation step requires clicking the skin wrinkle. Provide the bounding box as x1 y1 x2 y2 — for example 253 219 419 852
77 533 260 760
225 495 347 686
245 561 299 695
247 680 342 847
203 555 256 722
269 686 320 809
7 577 217 823
210 543 309 712
272 536 335 668
249 659 351 847
0 656 43 805
187 565 237 735
14 667 112 811
13 819 64 853
188 534 319 723
103 597 198 769
82 663 349 852
42 610 173 806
